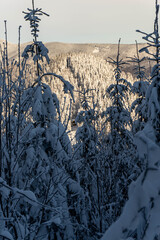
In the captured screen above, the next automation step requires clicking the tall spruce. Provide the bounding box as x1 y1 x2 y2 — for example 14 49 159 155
128 41 149 134
101 39 139 226
102 1 160 239
74 87 102 238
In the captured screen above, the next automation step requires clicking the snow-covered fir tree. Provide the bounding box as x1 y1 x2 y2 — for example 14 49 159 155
128 41 149 134
0 1 87 239
73 87 102 238
101 39 140 228
102 1 160 239
2 0 160 239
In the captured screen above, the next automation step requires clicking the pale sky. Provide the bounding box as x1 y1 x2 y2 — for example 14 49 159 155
0 0 156 44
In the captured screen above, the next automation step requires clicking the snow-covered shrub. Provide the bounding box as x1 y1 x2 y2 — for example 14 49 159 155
101 40 140 227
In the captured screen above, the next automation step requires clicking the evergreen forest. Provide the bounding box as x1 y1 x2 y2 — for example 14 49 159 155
0 1 160 240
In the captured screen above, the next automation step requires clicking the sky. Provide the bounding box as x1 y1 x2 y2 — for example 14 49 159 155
0 0 156 44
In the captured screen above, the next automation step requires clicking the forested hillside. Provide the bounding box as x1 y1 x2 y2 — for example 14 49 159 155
0 0 159 240
42 53 137 126
15 51 138 131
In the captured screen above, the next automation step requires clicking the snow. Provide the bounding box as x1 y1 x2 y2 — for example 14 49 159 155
101 122 160 240
0 230 14 240
3 0 160 239
43 217 61 226
93 47 99 53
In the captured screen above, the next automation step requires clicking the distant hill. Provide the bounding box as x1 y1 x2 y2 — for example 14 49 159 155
3 41 146 59
0 40 151 75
